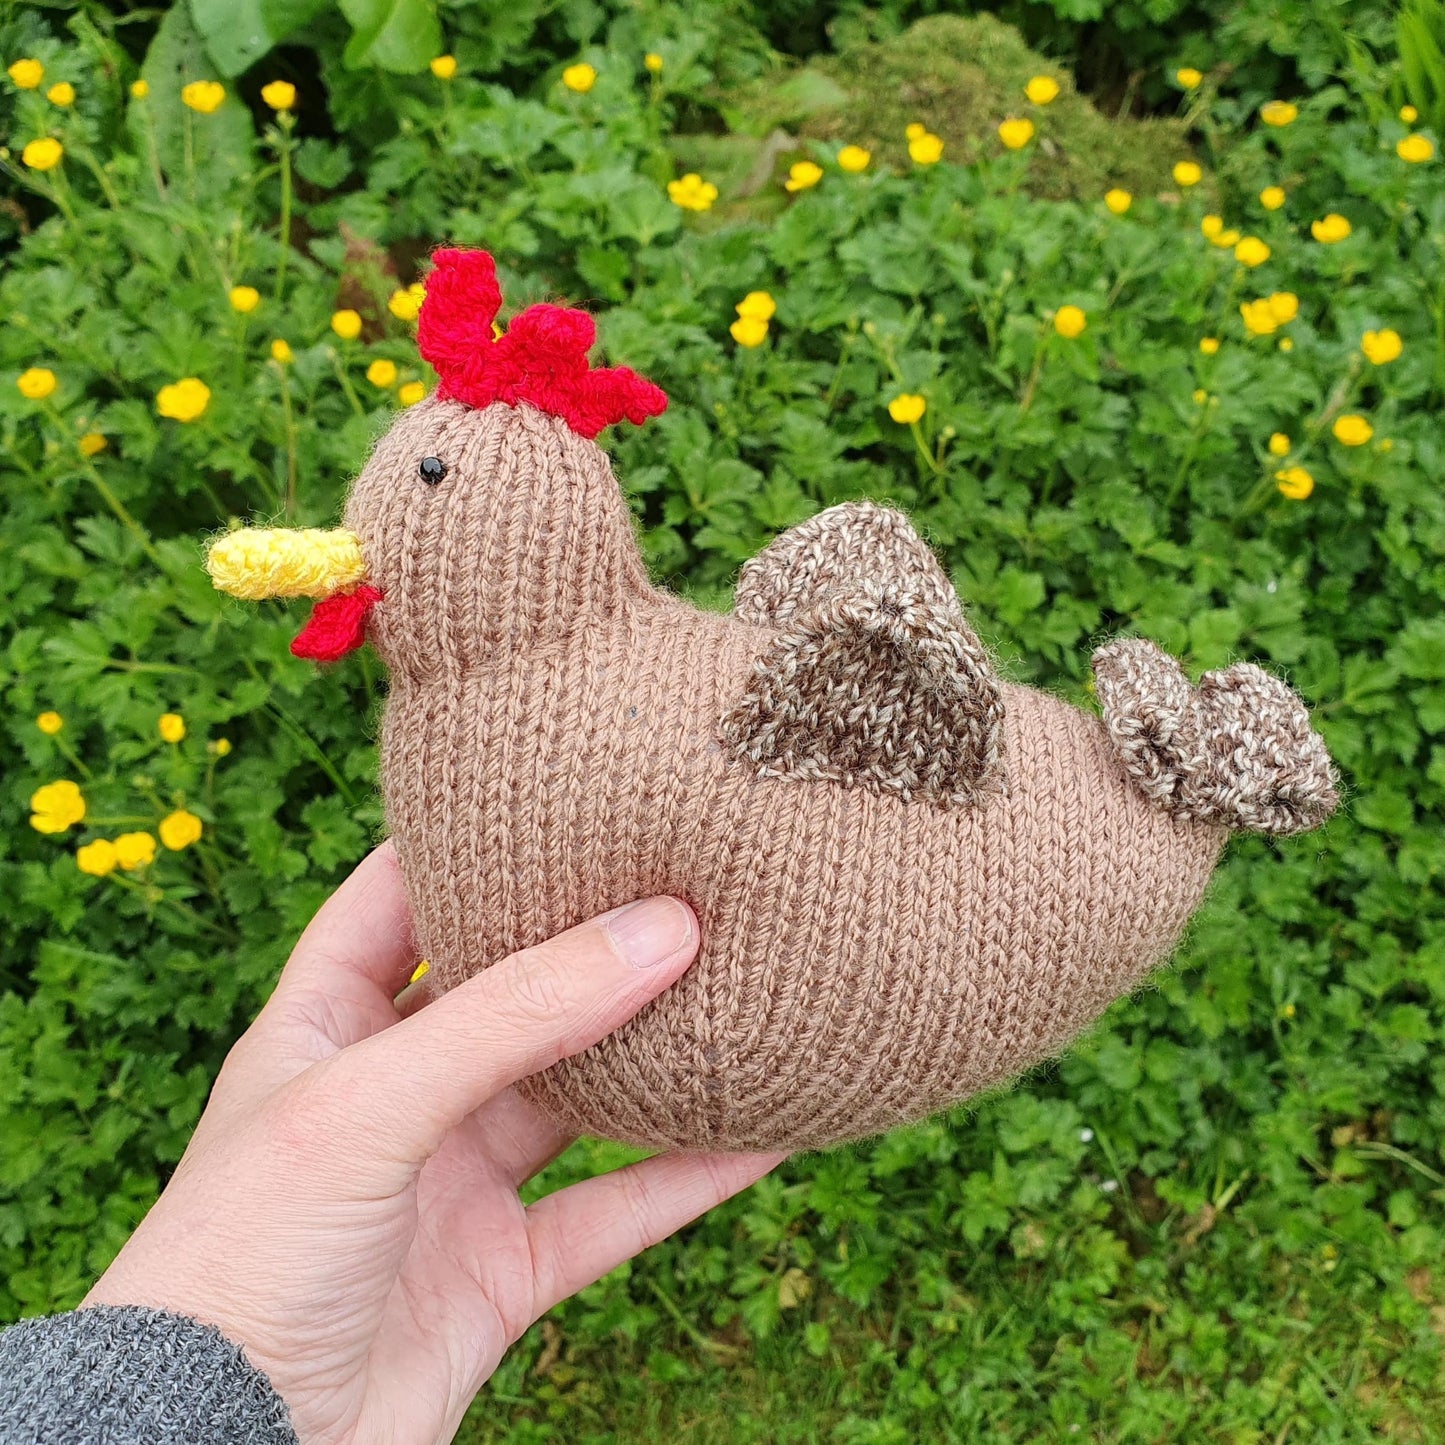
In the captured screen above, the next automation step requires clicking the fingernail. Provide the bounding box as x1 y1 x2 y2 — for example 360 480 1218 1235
605 897 694 968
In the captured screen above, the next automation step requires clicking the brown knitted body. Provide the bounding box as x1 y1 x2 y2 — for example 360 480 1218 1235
386 650 1222 1150
351 400 1237 1152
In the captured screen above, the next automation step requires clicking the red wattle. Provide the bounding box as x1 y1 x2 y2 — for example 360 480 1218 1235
291 585 383 662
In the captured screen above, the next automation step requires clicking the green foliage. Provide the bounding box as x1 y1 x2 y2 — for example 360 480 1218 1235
1400 0 1445 133
3 1 1445 1438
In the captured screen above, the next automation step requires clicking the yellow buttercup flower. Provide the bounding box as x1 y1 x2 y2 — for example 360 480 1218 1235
562 63 597 93
1268 292 1298 323
730 317 769 347
331 309 363 340
1173 160 1202 186
159 809 203 851
46 81 75 106
1278 337 1294 352
736 291 776 322
213 738 232 757
260 80 296 111
79 432 106 456
906 122 926 140
271 338 294 364
909 131 944 163
229 285 260 314
408 281 426 300
837 144 871 173
1201 214 1223 239
156 378 210 423
1361 328 1402 365
1234 236 1270 267
1240 300 1278 336
113 832 157 869
644 53 663 74
1199 337 1220 355
1275 466 1313 500
1104 188 1132 214
8 58 43 89
1268 432 1291 456
430 55 457 80
1193 388 1209 405
17 367 57 400
131 79 149 99
22 137 63 171
1311 213 1351 243
888 394 926 424
36 711 63 735
181 80 225 114
784 160 823 192
76 839 118 876
1210 229 1241 249
1025 76 1059 105
997 118 1034 151
1400 105 1418 123
667 173 718 211
1397 134 1434 163
30 779 85 834
1333 414 1373 446
1176 67 1202 89
366 358 398 388
1260 100 1298 127
159 712 186 743
1054 305 1087 338
1239 291 1299 337
388 288 421 322
398 381 426 406
1259 185 1286 210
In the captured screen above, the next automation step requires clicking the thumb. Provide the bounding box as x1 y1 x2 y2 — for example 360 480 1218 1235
304 897 697 1180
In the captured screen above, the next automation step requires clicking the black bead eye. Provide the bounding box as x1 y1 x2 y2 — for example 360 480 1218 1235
419 456 447 486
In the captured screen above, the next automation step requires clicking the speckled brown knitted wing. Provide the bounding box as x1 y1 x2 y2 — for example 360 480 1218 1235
733 500 959 627
720 576 1005 807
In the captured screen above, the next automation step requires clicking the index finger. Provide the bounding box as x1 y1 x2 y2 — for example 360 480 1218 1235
305 896 698 1183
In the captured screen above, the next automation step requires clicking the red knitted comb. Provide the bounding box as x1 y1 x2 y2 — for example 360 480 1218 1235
415 248 667 439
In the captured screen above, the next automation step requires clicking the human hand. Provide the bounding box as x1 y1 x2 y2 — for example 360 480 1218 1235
84 843 783 1444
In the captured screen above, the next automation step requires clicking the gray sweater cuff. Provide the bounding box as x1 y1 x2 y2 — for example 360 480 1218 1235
0 1305 298 1443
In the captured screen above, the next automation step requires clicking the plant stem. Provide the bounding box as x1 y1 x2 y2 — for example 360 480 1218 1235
1018 329 1049 413
138 99 166 199
908 419 943 478
40 400 164 566
280 370 299 517
183 108 195 203
330 350 366 419
70 141 122 208
274 113 295 304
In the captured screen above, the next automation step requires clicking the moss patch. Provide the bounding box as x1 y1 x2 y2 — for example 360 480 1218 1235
715 13 1192 202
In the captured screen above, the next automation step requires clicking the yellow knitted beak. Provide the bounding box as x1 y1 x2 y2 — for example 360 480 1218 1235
206 527 367 601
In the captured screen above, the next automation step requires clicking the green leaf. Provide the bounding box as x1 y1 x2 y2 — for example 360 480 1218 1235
137 3 254 199
338 0 441 72
188 0 329 76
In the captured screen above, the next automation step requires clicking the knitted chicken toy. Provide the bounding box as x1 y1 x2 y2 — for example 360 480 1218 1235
207 248 1338 1152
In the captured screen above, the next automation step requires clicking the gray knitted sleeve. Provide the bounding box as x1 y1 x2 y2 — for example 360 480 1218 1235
0 1305 298 1444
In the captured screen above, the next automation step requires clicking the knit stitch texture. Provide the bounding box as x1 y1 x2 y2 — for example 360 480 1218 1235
417 248 668 438
337 396 1337 1151
0 1305 297 1444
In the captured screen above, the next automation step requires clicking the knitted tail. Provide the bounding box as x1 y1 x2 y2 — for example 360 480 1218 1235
1091 638 1338 836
